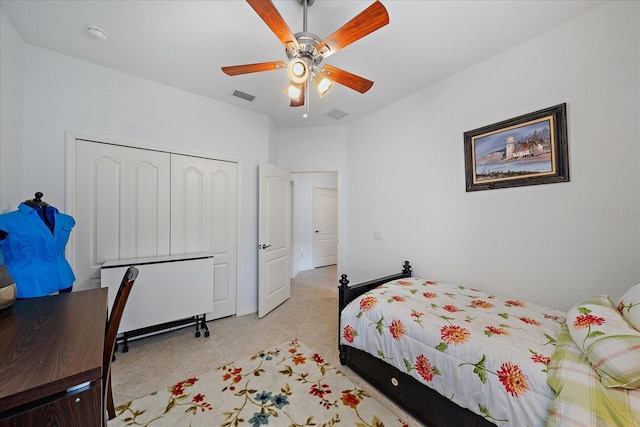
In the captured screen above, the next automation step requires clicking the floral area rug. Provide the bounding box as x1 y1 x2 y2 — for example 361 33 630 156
109 339 408 427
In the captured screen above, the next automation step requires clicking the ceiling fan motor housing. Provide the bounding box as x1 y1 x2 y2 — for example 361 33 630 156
286 32 324 70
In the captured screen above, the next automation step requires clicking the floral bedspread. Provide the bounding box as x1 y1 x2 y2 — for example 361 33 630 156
340 277 566 426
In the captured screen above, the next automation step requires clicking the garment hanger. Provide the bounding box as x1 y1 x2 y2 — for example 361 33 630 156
24 192 49 208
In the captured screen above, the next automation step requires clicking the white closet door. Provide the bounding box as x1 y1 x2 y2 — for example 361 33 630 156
73 140 170 291
170 154 238 319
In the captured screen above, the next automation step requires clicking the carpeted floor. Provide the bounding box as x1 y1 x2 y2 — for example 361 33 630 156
110 265 422 425
108 338 408 426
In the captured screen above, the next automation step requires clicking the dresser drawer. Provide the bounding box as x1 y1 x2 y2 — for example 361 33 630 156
0 383 101 427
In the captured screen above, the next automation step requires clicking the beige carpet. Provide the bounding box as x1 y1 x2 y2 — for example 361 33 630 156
109 338 408 426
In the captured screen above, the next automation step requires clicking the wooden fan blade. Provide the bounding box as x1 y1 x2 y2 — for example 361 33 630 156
221 61 286 76
290 81 306 107
246 0 301 51
319 65 374 93
316 1 389 58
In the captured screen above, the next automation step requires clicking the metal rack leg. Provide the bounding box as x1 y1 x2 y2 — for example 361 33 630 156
202 314 210 337
194 314 209 338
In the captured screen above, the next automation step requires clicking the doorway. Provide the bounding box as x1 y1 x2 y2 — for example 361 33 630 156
290 171 338 277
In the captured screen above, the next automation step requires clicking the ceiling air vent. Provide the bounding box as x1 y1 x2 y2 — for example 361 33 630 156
232 89 255 102
326 109 348 120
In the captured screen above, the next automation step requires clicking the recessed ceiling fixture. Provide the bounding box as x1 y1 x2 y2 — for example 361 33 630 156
85 25 110 43
221 0 389 119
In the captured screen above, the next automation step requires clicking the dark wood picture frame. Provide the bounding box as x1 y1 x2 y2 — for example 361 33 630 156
464 103 569 192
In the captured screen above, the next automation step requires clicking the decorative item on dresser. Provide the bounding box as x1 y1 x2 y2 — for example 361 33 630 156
0 228 16 312
0 192 76 298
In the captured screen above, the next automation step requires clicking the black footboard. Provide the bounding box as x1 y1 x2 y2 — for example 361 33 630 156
337 261 496 427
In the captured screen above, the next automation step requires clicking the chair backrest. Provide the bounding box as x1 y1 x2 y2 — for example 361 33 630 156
102 266 139 395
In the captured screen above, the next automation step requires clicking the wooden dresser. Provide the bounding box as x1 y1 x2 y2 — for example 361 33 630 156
0 288 107 426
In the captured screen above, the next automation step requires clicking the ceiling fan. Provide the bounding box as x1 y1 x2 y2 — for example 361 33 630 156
221 0 389 117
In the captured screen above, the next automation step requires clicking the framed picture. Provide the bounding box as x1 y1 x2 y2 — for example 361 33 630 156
464 103 569 192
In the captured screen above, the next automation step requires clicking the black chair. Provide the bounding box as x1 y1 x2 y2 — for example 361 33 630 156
103 266 139 422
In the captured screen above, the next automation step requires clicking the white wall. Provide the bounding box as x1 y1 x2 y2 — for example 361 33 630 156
21 46 271 316
268 119 279 164
276 126 349 277
277 126 349 170
0 10 24 213
291 172 337 276
346 1 640 311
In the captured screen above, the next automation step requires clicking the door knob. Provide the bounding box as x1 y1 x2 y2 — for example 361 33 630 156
315 230 320 233
258 244 272 249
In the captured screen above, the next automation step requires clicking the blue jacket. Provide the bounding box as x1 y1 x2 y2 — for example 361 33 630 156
0 203 76 298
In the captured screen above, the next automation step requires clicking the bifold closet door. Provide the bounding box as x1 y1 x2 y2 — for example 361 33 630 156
73 140 171 291
170 154 238 319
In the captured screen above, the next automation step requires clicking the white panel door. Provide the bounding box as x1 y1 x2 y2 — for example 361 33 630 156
258 162 291 318
171 154 238 319
73 140 170 291
313 188 337 267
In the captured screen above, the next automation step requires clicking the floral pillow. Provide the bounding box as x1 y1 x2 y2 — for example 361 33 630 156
567 295 640 389
618 281 640 331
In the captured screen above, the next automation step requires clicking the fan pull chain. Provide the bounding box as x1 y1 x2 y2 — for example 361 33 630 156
303 82 310 118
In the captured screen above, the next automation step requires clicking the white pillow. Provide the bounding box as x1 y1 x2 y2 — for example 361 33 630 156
618 281 640 330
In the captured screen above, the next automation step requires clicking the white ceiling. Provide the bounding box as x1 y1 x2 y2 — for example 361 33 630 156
1 0 608 129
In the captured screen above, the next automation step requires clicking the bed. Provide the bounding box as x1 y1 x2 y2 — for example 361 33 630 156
338 261 640 427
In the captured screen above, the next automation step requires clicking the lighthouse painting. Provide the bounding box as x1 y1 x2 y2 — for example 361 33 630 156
464 104 570 192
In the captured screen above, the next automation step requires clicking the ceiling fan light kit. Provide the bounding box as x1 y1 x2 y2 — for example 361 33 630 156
287 57 309 84
221 0 389 118
284 81 303 100
313 74 333 97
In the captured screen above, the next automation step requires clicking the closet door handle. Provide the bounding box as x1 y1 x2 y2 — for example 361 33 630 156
258 244 272 250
